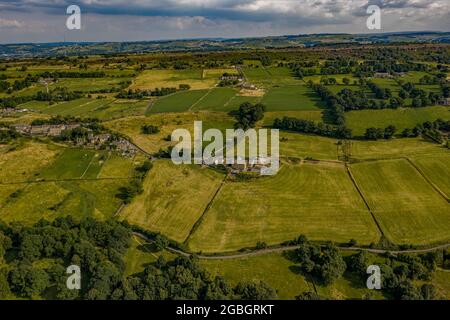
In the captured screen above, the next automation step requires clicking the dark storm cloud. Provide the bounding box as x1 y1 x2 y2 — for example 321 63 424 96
0 1 448 43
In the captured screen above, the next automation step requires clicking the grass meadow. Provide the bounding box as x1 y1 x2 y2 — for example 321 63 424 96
350 159 450 245
346 106 450 136
188 162 381 252
120 160 225 242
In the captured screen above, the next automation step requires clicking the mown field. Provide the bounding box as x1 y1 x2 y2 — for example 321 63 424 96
0 142 137 224
131 69 219 91
20 98 148 120
187 162 381 252
409 153 450 198
349 159 450 245
346 106 450 136
120 160 225 242
261 85 324 111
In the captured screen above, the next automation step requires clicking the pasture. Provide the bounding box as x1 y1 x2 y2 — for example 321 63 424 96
260 85 324 111
349 159 450 245
0 179 125 223
0 144 136 224
149 89 209 113
346 106 450 136
410 153 450 198
188 162 381 253
0 141 59 183
131 69 216 91
351 137 448 160
242 67 271 85
120 160 225 242
263 110 324 127
104 113 235 154
265 67 299 84
201 253 312 299
191 88 238 112
279 132 339 160
22 98 148 120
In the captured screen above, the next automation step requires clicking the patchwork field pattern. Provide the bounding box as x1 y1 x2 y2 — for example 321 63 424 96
188 162 381 252
0 144 135 224
349 159 450 245
120 160 225 242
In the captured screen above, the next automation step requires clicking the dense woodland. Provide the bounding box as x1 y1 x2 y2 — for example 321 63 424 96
0 217 277 300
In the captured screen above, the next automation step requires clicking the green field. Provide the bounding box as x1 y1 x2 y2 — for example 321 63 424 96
346 106 450 136
263 110 324 127
0 141 59 183
201 253 312 299
21 98 148 120
279 132 339 160
0 145 135 224
350 159 450 245
191 87 238 112
351 137 448 160
39 149 101 180
120 160 225 242
0 179 124 223
260 85 324 111
225 95 262 110
188 162 380 252
149 89 209 113
132 69 216 91
105 113 235 154
410 153 450 198
242 67 271 85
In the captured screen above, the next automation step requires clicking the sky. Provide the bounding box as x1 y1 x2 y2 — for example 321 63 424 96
0 0 449 44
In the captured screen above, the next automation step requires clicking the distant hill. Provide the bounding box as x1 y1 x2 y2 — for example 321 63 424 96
1 31 449 58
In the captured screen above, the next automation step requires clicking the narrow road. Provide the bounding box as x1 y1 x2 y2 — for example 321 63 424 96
132 232 450 261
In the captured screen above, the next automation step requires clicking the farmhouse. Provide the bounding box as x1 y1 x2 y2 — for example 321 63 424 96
89 133 111 145
439 97 450 106
374 72 393 78
220 73 243 81
0 108 29 115
12 123 81 136
111 139 138 157
241 83 258 90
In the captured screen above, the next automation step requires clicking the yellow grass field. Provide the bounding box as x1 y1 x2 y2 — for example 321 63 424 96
0 141 60 183
104 113 235 154
120 160 225 242
188 162 381 252
131 69 219 90
350 159 450 245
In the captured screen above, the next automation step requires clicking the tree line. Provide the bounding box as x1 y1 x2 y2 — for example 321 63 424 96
286 235 445 300
0 217 276 300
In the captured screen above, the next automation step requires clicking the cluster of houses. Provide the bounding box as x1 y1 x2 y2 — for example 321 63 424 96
220 71 258 90
439 97 450 106
13 123 81 136
219 73 243 82
38 77 57 93
207 156 271 175
81 133 138 157
0 108 29 115
12 123 138 157
373 72 406 78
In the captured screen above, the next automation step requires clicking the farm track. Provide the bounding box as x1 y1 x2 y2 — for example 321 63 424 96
188 88 213 111
132 232 450 260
